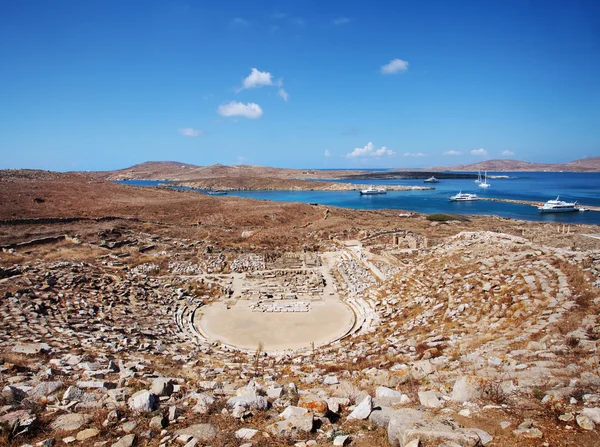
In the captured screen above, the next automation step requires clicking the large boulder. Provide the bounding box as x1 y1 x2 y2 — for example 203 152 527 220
388 412 480 447
128 390 159 412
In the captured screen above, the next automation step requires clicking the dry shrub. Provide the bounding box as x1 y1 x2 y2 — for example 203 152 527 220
478 378 507 404
565 335 580 348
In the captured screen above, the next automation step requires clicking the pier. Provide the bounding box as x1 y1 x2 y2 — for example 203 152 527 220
479 197 600 212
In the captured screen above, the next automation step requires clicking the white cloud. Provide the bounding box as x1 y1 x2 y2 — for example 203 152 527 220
240 68 273 90
324 150 331 157
443 150 461 156
471 148 488 156
346 142 396 158
502 150 515 156
381 58 409 74
333 17 351 25
238 69 289 102
278 87 289 102
404 152 428 157
178 128 201 137
217 101 263 119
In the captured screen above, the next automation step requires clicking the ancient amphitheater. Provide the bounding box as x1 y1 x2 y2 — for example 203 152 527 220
1 226 600 446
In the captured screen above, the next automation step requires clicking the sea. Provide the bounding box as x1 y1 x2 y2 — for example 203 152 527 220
117 172 600 225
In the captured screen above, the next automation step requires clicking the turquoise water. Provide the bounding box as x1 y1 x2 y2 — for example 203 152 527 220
117 172 600 225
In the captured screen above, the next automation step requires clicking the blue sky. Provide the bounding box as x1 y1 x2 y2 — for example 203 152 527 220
1 0 599 171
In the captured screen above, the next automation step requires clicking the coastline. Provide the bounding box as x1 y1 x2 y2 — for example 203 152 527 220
169 178 434 192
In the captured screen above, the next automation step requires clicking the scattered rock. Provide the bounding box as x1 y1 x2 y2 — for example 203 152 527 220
128 390 159 412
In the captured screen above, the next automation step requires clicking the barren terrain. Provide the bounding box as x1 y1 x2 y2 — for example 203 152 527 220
93 162 371 182
1 169 599 447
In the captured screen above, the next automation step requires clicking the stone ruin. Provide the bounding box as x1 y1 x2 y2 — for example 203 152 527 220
250 300 310 313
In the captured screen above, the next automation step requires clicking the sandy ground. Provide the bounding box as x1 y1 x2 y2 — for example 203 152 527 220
196 251 355 352
196 300 354 352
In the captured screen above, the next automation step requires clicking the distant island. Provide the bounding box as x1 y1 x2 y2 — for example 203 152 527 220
92 156 600 186
429 156 600 172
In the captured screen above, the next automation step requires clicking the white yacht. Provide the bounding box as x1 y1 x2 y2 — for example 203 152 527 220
424 176 439 183
478 171 491 189
538 196 578 213
359 186 386 195
449 191 479 202
474 170 482 183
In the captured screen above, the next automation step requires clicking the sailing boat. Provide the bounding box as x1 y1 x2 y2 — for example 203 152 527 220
474 170 482 184
478 171 491 189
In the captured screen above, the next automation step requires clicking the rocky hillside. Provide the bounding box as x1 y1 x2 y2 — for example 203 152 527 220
94 162 369 181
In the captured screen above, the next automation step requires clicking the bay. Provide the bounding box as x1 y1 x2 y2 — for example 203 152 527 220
117 172 600 225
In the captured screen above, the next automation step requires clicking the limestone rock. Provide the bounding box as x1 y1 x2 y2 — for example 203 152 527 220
451 376 481 402
333 434 350 446
268 409 314 437
472 428 493 446
128 390 159 412
227 393 268 411
191 393 215 414
28 381 64 400
149 415 167 429
388 411 480 447
2 385 27 403
582 407 600 424
151 378 174 397
324 375 339 385
347 395 373 420
12 342 51 355
76 428 99 441
111 434 136 447
50 413 92 432
0 410 36 436
235 428 258 440
576 414 595 430
418 390 442 408
298 395 329 416
175 424 218 443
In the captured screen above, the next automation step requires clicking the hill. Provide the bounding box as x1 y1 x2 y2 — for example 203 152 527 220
94 162 369 181
431 156 600 172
